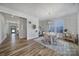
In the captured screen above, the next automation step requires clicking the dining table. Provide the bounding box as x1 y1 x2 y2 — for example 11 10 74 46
43 32 57 45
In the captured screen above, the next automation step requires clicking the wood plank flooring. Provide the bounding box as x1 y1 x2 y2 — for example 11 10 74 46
0 38 61 56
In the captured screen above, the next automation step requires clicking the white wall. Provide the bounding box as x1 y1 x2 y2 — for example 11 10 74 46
0 13 6 44
0 16 1 43
62 13 77 35
0 14 3 44
27 17 39 40
77 13 79 44
39 13 77 35
19 18 27 38
39 20 49 32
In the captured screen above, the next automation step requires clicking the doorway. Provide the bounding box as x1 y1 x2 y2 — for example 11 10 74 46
11 26 16 34
9 26 17 49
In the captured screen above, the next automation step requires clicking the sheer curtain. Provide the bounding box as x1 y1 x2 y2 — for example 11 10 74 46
48 19 64 33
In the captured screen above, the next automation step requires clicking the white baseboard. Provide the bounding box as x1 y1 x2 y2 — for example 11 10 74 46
0 35 7 44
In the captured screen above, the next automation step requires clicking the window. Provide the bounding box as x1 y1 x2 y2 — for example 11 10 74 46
48 19 64 33
12 29 16 33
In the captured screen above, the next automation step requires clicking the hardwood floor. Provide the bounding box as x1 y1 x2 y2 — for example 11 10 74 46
0 37 61 56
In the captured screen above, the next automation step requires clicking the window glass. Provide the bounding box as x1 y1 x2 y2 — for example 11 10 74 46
48 19 64 33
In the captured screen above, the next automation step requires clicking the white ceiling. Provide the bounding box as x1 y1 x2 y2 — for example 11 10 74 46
0 3 78 20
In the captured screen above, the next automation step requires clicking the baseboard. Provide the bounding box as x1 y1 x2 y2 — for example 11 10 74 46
0 36 7 44
28 37 40 40
19 37 27 40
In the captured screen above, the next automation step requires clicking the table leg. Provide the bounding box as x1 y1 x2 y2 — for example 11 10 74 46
51 35 53 44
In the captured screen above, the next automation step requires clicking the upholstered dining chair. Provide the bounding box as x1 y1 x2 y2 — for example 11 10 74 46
42 32 51 45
